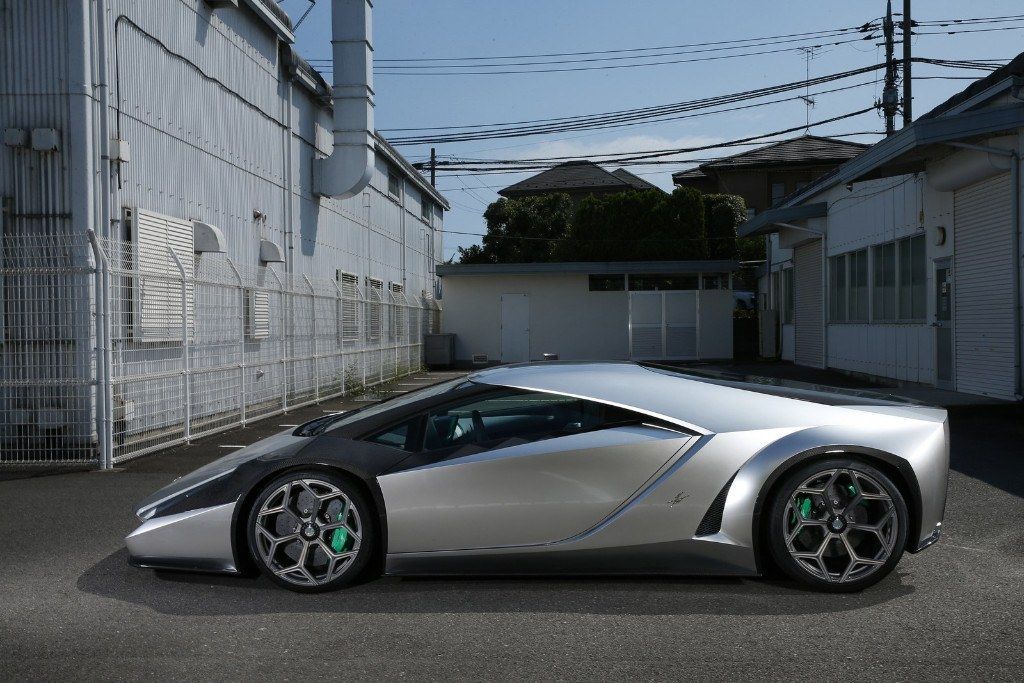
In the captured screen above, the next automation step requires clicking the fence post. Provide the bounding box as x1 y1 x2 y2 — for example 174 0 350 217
226 259 246 425
86 230 113 469
331 278 345 396
266 266 287 412
303 275 318 402
168 248 191 443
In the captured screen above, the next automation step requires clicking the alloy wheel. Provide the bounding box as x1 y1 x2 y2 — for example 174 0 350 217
782 468 898 584
253 478 363 587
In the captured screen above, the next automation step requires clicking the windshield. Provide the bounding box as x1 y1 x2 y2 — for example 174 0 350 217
295 376 471 436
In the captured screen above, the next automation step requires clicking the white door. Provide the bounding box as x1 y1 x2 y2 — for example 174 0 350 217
500 293 530 363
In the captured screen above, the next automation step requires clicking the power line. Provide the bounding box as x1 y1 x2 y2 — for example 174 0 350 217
425 108 877 172
328 13 1023 64
386 64 886 145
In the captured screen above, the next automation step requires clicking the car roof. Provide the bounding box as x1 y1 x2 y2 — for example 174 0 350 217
468 362 914 434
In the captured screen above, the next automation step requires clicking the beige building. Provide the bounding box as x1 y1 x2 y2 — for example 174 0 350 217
437 262 738 365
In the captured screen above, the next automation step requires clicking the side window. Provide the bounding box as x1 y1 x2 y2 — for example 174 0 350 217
423 389 642 453
366 417 420 451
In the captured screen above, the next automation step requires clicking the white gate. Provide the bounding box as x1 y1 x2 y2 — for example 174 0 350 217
629 291 699 360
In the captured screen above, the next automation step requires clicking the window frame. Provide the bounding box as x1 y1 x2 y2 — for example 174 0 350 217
356 385 686 459
871 234 926 323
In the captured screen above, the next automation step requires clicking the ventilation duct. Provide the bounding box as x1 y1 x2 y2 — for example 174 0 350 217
313 0 374 198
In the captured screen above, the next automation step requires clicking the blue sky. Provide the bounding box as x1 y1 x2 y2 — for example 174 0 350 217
282 1 1024 260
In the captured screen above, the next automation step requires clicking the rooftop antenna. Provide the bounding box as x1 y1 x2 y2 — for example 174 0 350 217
798 46 820 133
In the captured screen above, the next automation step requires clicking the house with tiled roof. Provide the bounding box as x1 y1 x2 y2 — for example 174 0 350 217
673 135 869 216
498 160 663 200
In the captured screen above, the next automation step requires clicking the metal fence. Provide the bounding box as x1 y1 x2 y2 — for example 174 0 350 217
0 232 439 468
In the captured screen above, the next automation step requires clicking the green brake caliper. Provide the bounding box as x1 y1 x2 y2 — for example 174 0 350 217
330 511 349 553
791 495 813 525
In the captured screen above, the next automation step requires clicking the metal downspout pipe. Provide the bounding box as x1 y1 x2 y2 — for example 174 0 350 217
312 0 375 199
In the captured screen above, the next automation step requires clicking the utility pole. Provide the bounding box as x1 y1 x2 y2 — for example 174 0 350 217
429 147 437 186
881 0 899 136
902 0 912 125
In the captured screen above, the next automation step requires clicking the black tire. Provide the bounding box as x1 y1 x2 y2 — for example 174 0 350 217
246 469 376 593
767 457 908 593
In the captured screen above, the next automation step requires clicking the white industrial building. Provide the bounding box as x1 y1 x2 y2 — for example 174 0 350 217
743 55 1024 400
438 262 738 365
0 0 447 467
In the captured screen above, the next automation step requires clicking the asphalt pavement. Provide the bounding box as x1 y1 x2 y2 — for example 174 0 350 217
1 373 1022 681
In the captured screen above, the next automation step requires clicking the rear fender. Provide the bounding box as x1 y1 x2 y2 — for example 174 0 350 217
718 425 928 565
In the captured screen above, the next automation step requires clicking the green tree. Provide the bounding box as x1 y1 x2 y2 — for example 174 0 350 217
457 193 574 264
557 187 707 261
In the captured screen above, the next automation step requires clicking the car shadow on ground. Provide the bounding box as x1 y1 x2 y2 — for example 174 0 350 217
948 413 1024 500
78 549 913 617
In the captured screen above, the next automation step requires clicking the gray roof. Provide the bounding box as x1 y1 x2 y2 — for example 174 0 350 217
672 135 869 184
919 52 1024 120
738 53 1024 238
499 161 659 197
437 260 740 276
610 168 661 191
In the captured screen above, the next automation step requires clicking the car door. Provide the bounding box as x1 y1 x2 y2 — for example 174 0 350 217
376 388 695 553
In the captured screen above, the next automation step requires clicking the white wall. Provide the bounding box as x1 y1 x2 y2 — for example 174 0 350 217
441 273 630 362
698 289 734 359
440 273 735 363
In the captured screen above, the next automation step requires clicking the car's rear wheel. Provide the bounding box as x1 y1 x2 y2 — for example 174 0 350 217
246 470 375 592
767 458 908 592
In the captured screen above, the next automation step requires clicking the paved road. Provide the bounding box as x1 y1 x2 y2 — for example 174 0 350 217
1 378 1022 680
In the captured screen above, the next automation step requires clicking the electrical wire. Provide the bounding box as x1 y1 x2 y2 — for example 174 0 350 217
384 64 885 145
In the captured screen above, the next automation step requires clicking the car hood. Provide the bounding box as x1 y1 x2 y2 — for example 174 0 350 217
134 428 306 518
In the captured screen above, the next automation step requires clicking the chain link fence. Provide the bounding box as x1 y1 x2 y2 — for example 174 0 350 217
0 232 439 468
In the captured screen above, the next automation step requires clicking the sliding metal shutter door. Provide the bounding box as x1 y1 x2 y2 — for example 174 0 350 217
793 239 824 368
953 173 1015 398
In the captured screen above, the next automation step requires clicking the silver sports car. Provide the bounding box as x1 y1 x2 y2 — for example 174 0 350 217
127 362 948 593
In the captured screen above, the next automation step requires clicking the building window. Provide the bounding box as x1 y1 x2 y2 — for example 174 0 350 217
387 167 402 199
782 267 794 325
872 235 925 321
420 199 431 222
829 255 847 322
628 274 699 291
830 249 868 322
872 242 897 321
849 249 868 321
771 182 787 205
701 273 729 290
898 234 927 320
588 274 625 291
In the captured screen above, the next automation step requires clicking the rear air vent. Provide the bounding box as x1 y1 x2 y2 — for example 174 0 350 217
695 474 737 537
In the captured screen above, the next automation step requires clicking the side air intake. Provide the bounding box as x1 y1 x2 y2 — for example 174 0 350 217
694 474 737 537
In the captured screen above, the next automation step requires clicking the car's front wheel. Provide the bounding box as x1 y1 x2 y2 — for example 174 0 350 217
246 470 375 592
767 458 908 592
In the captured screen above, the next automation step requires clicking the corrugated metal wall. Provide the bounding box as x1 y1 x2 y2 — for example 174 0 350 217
0 0 445 464
953 173 1016 399
793 240 824 368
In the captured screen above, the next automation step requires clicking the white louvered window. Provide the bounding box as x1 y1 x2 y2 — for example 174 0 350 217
366 277 383 342
389 282 406 342
246 289 270 340
130 208 195 341
337 270 360 345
